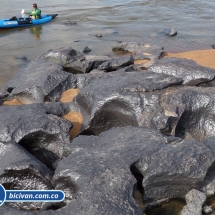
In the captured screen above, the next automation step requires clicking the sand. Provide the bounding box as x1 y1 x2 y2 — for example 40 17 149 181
60 88 80 103
164 49 215 69
3 99 23 106
63 111 83 139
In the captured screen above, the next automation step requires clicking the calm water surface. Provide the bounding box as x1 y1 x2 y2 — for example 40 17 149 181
0 0 215 85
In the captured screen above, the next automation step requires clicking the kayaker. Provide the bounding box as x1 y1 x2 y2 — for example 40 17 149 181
26 3 41 19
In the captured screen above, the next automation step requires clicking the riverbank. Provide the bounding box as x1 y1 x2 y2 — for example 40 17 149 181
163 49 215 69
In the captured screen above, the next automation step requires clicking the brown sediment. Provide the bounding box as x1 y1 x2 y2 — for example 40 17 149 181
63 111 83 138
60 89 80 103
3 99 23 106
164 49 215 69
134 59 150 65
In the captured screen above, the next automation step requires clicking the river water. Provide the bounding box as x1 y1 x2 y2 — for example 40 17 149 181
0 0 215 85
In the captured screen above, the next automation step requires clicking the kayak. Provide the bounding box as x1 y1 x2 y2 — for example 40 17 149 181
0 14 58 28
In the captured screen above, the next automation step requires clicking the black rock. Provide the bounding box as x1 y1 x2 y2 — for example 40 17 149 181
1 60 77 103
82 46 91 54
112 42 164 68
148 58 215 86
98 55 134 71
0 103 72 170
39 47 89 74
0 142 53 211
95 33 102 38
73 71 183 135
63 21 77 25
212 44 215 49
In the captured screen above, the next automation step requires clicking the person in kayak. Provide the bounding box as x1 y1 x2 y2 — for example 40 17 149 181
26 3 41 19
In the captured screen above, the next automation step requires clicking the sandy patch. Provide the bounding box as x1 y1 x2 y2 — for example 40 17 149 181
164 49 215 69
3 99 23 106
60 89 80 103
134 59 150 65
63 111 83 138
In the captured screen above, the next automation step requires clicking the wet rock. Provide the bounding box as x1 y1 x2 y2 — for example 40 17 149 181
63 21 77 25
82 46 91 54
160 86 215 141
180 189 206 215
0 103 72 170
95 33 102 38
73 71 183 135
98 55 134 71
0 87 9 105
2 60 77 103
84 54 111 71
168 28 177 36
116 65 141 73
212 44 215 49
148 58 215 86
39 47 89 74
134 139 215 201
112 42 164 68
50 127 166 214
0 142 53 211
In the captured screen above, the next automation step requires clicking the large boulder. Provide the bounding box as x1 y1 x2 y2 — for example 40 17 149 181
73 71 183 135
148 58 215 86
0 142 53 211
134 137 215 200
46 127 167 214
0 103 72 170
1 60 77 104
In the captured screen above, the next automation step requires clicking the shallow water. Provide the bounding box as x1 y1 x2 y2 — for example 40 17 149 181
0 0 215 85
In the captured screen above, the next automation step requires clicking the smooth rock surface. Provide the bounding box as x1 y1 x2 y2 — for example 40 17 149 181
98 55 134 71
39 47 89 74
0 142 53 211
0 103 72 169
74 71 183 135
148 58 215 86
1 60 76 103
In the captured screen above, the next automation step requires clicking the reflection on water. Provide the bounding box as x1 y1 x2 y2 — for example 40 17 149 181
145 199 186 215
29 26 42 39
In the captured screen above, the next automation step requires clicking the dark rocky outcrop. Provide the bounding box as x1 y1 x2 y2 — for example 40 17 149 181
45 127 166 215
98 55 134 71
73 71 183 135
160 86 215 142
39 47 89 74
0 103 72 169
112 42 164 68
82 46 91 54
0 142 53 211
1 60 77 104
148 58 215 86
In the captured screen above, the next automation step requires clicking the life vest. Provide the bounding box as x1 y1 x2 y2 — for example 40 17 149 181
30 9 41 19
